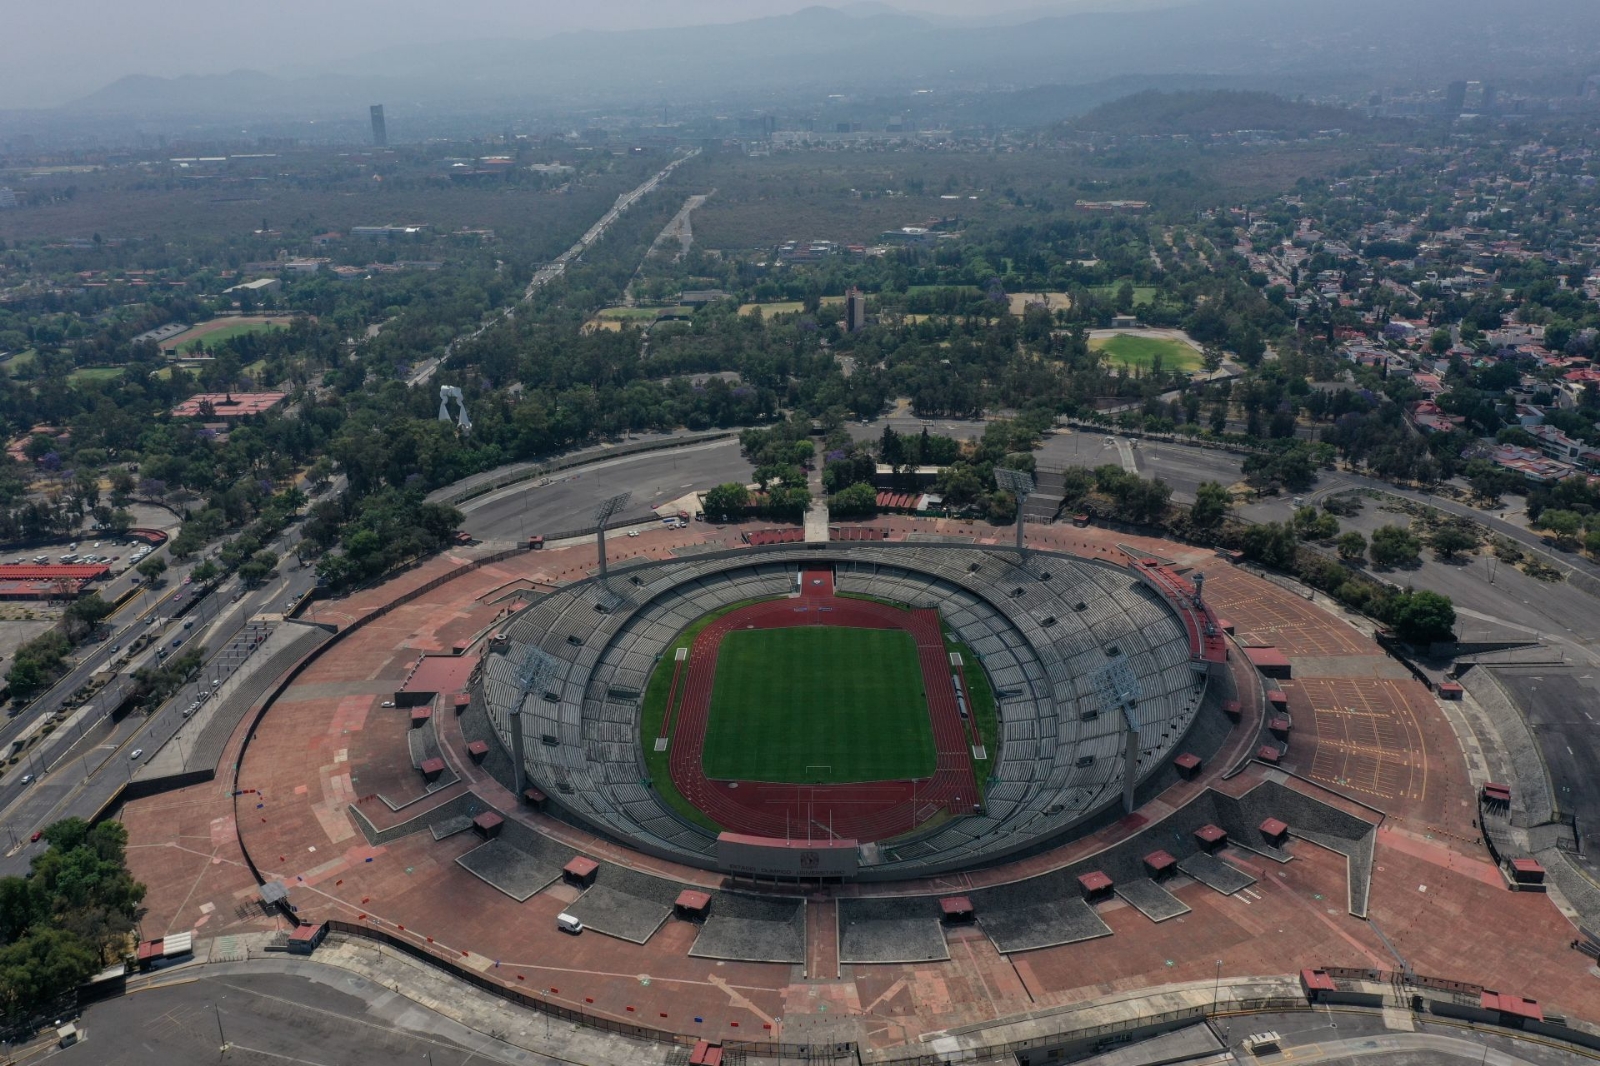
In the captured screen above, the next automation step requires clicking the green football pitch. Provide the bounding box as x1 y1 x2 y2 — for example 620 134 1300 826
700 626 936 784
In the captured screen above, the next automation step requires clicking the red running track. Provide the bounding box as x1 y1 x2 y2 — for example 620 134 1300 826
665 567 980 843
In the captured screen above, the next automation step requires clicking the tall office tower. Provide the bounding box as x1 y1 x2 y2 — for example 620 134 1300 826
844 286 867 333
370 105 388 148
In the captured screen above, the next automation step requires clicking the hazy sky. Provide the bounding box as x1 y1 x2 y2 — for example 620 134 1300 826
2 0 1096 108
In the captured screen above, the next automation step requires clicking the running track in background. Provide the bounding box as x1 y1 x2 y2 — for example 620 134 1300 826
665 567 980 843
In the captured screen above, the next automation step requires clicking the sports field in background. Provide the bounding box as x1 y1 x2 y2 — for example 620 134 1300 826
1090 332 1201 373
174 317 288 353
701 626 936 784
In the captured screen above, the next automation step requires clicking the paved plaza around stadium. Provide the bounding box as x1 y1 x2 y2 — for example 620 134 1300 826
115 513 1600 1058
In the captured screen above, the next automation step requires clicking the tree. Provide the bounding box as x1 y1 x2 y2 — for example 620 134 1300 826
1390 590 1456 645
1369 525 1421 568
703 483 749 522
0 818 146 1022
829 482 877 518
136 556 168 584
190 560 220 583
1242 521 1298 570
1430 525 1476 560
1337 531 1367 563
1538 508 1583 546
62 595 111 642
1292 505 1338 540
1242 445 1317 493
1190 481 1231 528
237 551 277 585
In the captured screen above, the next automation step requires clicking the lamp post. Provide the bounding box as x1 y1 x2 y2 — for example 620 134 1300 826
995 468 1035 559
592 492 632 580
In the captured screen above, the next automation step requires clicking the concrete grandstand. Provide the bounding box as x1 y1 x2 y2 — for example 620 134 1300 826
478 544 1223 879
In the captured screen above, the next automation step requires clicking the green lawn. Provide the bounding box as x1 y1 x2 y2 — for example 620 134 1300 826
0 349 37 376
1091 333 1201 373
1090 282 1159 306
67 366 125 384
639 597 779 831
596 305 669 321
181 320 285 352
702 626 935 784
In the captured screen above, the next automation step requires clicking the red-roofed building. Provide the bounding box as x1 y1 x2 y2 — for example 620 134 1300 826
675 890 712 920
1480 991 1543 1024
1301 968 1337 1001
1144 850 1177 879
0 562 110 600
1173 752 1202 779
466 739 490 763
1244 646 1292 678
939 896 975 922
170 392 288 419
1488 444 1576 485
1409 401 1464 434
136 939 165 971
1259 817 1289 846
473 811 503 837
1077 871 1114 901
287 921 328 954
1194 824 1227 852
563 856 600 887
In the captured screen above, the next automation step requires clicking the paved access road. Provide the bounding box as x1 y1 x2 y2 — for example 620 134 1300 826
0 530 321 875
457 436 751 543
1198 1008 1589 1066
53 971 551 1066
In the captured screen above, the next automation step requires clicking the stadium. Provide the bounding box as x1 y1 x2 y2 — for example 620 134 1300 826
118 509 1600 1065
477 544 1227 880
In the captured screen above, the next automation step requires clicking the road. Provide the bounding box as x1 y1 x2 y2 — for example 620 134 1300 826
457 436 752 543
0 517 323 873
1197 1008 1587 1066
52 970 551 1066
0 536 191 765
408 150 700 389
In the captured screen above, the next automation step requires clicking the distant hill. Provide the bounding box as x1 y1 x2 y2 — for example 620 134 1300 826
1063 91 1369 137
57 0 1600 119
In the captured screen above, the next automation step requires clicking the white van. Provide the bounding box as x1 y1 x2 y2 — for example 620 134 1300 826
555 913 584 935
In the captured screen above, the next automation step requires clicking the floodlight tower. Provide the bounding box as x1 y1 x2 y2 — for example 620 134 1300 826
593 491 632 579
994 468 1036 558
511 647 559 798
